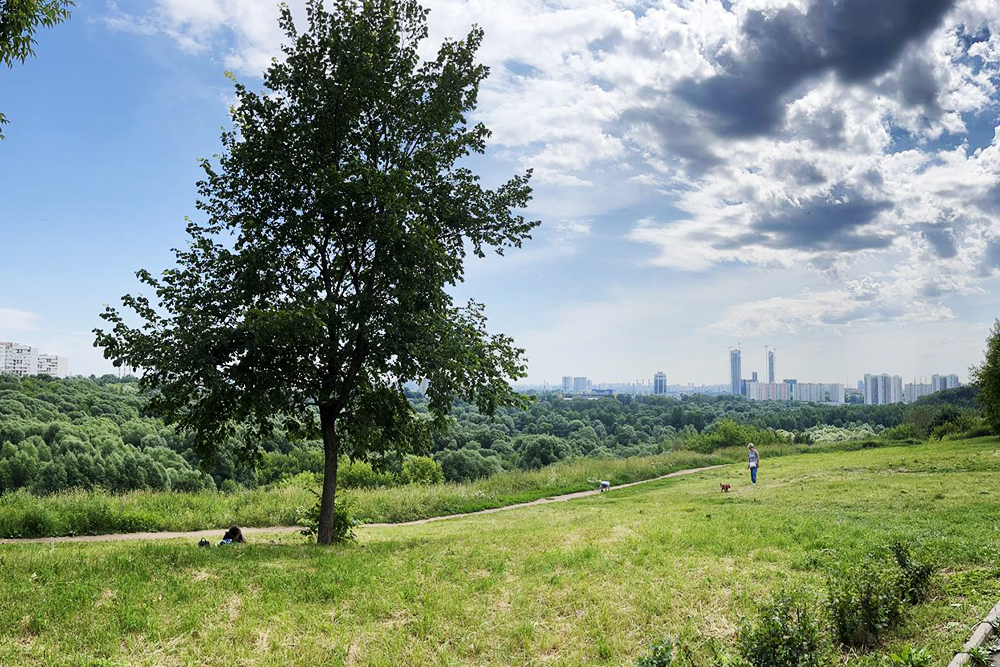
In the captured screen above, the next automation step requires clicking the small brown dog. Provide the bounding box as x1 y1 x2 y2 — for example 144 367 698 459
720 483 731 492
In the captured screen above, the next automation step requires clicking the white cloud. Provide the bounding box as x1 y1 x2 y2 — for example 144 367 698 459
0 307 41 331
98 0 1000 339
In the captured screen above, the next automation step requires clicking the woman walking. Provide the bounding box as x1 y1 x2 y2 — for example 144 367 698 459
748 443 759 485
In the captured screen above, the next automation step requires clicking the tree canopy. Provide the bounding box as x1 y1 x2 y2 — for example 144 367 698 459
95 0 537 543
970 319 1000 433
0 0 72 137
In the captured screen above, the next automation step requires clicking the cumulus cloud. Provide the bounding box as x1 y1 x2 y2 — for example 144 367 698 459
98 0 1000 335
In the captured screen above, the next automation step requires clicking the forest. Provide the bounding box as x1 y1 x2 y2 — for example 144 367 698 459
0 374 981 495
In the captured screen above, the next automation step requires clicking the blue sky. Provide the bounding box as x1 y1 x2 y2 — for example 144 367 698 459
3 0 1000 387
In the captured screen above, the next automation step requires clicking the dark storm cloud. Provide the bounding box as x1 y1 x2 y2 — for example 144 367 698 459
980 238 1000 275
716 184 894 252
917 224 958 258
897 56 944 119
774 159 826 186
674 0 957 138
620 105 722 174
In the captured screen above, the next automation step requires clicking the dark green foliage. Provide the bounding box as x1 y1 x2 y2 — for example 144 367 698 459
890 541 934 605
0 376 286 495
516 434 570 469
737 590 833 667
401 455 444 485
636 639 675 667
970 320 1000 434
826 559 905 648
94 0 536 544
0 0 73 136
298 492 357 543
337 459 396 489
435 447 503 482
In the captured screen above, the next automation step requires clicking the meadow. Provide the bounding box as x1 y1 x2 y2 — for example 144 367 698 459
0 440 898 539
1 437 998 666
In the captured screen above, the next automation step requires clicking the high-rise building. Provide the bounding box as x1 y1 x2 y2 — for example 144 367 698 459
751 371 758 382
767 350 776 384
0 341 68 378
904 382 933 404
864 374 903 405
746 381 790 401
931 374 961 392
729 348 742 395
572 376 588 393
653 372 667 395
561 376 572 393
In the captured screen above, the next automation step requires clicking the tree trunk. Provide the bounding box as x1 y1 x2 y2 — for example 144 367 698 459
317 405 340 545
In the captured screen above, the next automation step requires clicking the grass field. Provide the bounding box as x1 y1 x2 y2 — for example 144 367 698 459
0 440 896 539
1 437 998 666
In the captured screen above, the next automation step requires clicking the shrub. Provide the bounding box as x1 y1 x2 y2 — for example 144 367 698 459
636 639 675 667
400 456 444 485
966 646 991 667
885 645 931 667
435 448 503 482
890 541 933 605
826 559 903 648
881 423 923 441
338 459 397 489
298 491 358 543
737 590 833 667
274 471 319 489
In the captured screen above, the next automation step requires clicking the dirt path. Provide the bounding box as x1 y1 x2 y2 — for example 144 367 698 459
0 463 726 545
363 463 726 527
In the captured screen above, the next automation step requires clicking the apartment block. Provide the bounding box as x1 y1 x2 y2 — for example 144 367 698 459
0 342 69 378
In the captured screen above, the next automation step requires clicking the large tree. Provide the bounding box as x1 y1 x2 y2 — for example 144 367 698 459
970 319 1000 434
95 0 537 544
0 0 72 137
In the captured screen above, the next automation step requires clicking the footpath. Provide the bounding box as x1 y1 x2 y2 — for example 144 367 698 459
0 463 726 545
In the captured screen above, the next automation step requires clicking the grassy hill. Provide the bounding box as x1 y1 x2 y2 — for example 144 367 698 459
1 437 998 666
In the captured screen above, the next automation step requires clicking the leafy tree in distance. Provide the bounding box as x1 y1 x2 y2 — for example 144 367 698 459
970 319 1000 434
94 0 537 544
0 0 73 138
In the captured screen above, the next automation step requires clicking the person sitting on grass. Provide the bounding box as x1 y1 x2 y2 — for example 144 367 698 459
220 526 246 545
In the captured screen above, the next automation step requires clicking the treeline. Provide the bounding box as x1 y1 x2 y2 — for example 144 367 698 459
0 375 983 495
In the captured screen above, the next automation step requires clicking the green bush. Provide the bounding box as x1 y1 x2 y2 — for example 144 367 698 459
636 639 675 667
885 645 931 667
435 448 503 482
890 541 933 605
881 423 924 441
826 559 904 648
297 491 358 543
337 459 397 489
400 456 444 485
737 590 833 667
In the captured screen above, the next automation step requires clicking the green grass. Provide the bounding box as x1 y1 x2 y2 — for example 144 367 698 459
1 437 998 666
0 440 896 539
0 450 733 538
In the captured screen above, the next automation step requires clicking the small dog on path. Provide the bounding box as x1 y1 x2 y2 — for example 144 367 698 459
720 483 731 492
599 480 611 492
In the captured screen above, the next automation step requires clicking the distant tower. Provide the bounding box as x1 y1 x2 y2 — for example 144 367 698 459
767 349 776 384
653 371 667 395
729 348 742 395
